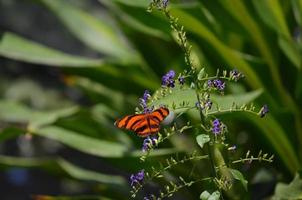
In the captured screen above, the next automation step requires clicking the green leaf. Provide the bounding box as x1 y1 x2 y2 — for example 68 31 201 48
170 8 264 89
41 0 137 61
278 36 301 68
103 0 149 8
0 32 103 67
200 191 211 200
197 68 205 80
212 90 263 111
229 168 248 191
0 128 24 143
208 191 220 200
291 0 302 26
246 114 300 174
273 173 302 199
200 190 220 200
196 134 210 148
0 155 125 185
32 195 113 200
151 87 262 113
35 126 128 158
57 158 126 185
251 0 300 69
102 1 169 39
0 100 79 130
104 0 198 8
130 148 180 157
252 0 290 37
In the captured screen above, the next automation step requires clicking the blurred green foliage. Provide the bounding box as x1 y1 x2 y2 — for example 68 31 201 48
0 0 301 199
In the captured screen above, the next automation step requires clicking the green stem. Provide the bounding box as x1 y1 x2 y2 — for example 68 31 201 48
195 84 224 200
131 154 209 198
158 177 213 199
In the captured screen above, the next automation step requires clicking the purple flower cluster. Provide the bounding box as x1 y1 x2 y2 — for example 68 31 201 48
162 70 176 88
195 99 212 110
212 119 222 135
230 69 244 81
178 76 185 85
228 145 237 151
139 90 153 113
130 170 145 186
208 79 225 91
162 0 169 8
205 99 213 110
142 136 158 152
259 105 269 118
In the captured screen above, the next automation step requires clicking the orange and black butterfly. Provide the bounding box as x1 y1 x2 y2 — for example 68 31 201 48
114 107 169 137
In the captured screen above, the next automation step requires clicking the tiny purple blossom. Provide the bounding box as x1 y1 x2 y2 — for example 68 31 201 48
205 99 212 110
207 80 213 87
230 69 244 81
228 145 237 151
259 105 269 118
162 0 169 8
143 90 151 101
130 170 145 186
139 90 153 113
213 79 225 91
162 70 176 88
142 136 157 152
208 79 225 91
178 76 185 85
213 119 220 126
212 119 221 135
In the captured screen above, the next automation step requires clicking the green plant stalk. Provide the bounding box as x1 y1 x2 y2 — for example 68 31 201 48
195 87 225 199
213 145 238 198
162 4 226 197
158 177 213 199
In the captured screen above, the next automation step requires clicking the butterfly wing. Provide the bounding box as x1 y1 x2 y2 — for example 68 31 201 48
134 107 170 137
115 107 169 137
114 113 145 129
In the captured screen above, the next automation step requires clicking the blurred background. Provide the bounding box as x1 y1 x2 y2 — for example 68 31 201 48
0 0 301 199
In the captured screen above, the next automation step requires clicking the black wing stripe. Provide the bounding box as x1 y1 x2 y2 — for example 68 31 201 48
123 115 136 127
150 115 161 123
135 125 148 133
156 108 165 118
135 124 159 133
129 118 144 130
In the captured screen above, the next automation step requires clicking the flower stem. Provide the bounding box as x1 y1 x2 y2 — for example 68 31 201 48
195 82 225 200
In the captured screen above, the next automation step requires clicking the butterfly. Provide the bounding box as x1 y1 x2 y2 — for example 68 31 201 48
114 107 169 137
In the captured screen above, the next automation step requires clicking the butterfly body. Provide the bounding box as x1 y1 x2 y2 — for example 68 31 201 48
115 107 169 137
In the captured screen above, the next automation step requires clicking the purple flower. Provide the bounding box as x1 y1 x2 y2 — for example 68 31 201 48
162 70 176 88
144 197 150 200
178 76 185 85
207 80 213 87
143 90 151 101
130 170 145 186
196 99 212 110
205 99 212 110
162 0 169 8
259 105 269 118
213 79 225 91
212 119 221 135
195 101 200 108
228 145 237 151
208 79 225 91
139 90 153 113
230 69 244 81
142 136 157 152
